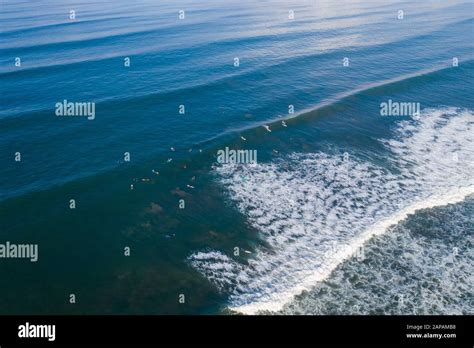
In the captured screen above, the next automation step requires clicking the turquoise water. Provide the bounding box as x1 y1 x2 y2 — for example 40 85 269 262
0 0 473 314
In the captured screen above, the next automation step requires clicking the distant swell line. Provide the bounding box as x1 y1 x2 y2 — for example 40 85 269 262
200 61 474 144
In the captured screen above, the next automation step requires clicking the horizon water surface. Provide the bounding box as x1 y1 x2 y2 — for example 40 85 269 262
0 0 473 315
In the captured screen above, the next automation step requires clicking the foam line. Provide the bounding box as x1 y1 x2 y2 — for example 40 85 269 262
189 107 474 314
231 186 474 314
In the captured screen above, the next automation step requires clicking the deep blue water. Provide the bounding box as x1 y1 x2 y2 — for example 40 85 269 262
0 0 473 314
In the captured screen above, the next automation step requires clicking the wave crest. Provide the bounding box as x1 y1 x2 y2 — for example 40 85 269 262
188 107 474 314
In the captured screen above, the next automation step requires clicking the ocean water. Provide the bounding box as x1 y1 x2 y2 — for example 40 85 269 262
0 0 473 314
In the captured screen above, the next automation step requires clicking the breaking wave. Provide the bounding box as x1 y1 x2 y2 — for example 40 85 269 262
188 107 474 314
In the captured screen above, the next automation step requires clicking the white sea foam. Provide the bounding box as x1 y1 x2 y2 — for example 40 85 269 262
282 198 474 314
188 107 474 314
